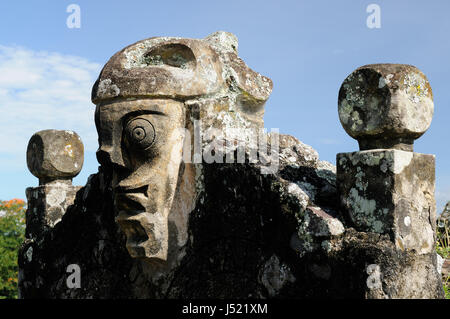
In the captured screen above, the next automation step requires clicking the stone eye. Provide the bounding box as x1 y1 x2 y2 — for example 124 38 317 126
125 118 156 149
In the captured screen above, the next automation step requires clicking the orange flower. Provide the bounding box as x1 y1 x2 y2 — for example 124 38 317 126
1 198 25 209
9 199 25 205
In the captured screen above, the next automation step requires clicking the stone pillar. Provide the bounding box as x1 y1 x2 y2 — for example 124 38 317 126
337 64 443 298
25 129 84 240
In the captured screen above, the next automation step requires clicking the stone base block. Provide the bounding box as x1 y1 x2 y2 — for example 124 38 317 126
25 181 81 240
337 149 436 254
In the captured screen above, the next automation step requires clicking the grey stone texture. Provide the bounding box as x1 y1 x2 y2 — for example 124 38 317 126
27 129 84 185
337 150 436 254
18 36 444 299
24 183 81 242
90 31 273 262
336 64 443 298
338 64 433 151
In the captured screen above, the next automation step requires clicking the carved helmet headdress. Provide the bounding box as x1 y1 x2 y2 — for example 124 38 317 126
91 31 273 127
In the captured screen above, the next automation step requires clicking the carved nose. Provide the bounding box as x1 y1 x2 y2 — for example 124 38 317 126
97 146 126 168
96 149 112 167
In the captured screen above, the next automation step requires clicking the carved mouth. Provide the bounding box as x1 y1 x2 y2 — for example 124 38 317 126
115 214 150 258
115 211 165 260
114 185 149 211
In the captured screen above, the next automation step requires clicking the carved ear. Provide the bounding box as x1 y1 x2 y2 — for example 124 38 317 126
204 31 238 54
143 44 196 70
228 56 273 110
204 31 273 109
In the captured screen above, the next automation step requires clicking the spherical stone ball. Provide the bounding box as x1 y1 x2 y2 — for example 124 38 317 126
27 130 84 183
338 64 433 151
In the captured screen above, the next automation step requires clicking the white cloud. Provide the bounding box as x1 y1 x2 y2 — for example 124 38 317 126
0 45 101 170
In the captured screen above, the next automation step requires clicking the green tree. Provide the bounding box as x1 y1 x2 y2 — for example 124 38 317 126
0 199 26 299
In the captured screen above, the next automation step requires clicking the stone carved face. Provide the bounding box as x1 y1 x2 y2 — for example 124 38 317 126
91 32 273 264
95 99 185 261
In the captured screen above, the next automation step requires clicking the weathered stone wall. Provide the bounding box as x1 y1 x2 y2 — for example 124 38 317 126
18 33 444 299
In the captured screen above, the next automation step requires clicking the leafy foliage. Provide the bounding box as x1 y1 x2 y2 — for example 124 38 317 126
0 199 26 299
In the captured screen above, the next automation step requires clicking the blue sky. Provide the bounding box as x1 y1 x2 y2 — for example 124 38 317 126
0 0 449 212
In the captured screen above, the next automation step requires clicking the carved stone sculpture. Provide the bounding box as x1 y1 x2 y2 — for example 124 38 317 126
27 129 84 185
90 31 272 263
338 64 433 151
19 34 444 299
337 64 441 297
24 130 83 242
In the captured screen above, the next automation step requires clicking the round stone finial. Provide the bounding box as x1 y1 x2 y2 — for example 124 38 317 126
338 64 434 151
27 130 84 184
